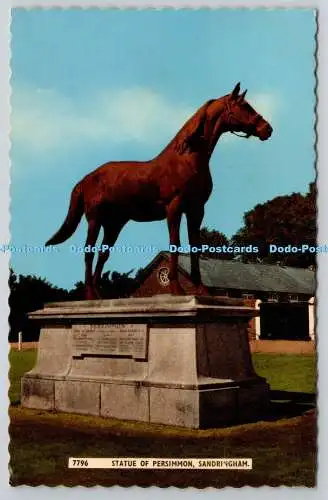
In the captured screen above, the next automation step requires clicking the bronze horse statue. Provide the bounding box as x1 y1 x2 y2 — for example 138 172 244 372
46 83 272 299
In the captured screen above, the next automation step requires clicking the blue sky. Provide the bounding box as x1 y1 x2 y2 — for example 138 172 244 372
10 8 316 289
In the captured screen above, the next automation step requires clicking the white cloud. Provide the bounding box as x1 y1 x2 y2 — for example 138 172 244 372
250 93 278 123
10 85 193 156
11 86 279 156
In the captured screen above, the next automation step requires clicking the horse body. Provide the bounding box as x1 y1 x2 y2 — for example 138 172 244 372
46 83 272 299
77 155 212 225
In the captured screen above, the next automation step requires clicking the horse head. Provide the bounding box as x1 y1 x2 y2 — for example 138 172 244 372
173 83 272 155
222 82 273 141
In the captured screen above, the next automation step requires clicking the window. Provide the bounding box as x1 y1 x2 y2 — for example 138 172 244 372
242 293 254 299
288 294 299 302
268 293 279 302
157 267 170 287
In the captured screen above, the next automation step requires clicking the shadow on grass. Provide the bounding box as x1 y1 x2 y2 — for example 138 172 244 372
199 389 316 430
264 390 315 422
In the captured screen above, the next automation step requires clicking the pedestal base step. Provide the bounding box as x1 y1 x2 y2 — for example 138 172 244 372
22 375 269 429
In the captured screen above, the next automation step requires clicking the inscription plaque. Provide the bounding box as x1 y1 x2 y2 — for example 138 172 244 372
72 324 148 359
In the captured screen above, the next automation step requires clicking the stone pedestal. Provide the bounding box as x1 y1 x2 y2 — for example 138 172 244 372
22 295 269 429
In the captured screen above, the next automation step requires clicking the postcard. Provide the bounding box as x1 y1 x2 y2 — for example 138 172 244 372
8 7 317 488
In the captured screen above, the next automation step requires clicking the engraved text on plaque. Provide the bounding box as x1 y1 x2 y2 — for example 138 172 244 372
72 324 148 359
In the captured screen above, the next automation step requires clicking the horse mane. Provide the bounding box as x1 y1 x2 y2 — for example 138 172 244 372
171 99 216 155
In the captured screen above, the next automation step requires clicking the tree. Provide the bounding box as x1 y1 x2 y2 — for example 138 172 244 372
9 265 145 342
231 182 316 267
9 269 69 342
97 270 139 298
199 227 233 259
68 270 141 300
67 281 85 301
135 267 146 282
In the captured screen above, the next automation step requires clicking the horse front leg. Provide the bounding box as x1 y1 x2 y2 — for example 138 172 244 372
92 219 126 298
84 218 101 300
186 207 210 296
167 198 184 295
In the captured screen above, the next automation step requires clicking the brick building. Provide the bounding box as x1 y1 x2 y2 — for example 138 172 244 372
133 252 315 341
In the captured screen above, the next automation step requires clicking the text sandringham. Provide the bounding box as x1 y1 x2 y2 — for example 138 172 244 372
68 457 252 470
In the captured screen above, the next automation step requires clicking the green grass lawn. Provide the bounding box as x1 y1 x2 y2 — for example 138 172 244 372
8 348 317 487
9 349 37 404
253 353 316 394
8 348 316 404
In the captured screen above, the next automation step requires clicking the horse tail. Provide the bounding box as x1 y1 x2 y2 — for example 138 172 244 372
45 183 84 246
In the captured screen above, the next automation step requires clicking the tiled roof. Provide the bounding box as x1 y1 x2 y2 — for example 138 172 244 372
169 254 315 294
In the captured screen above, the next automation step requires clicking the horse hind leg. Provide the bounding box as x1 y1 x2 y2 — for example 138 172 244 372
92 220 126 298
166 198 185 295
84 218 101 300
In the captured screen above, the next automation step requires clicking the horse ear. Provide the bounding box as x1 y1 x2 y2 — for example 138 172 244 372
238 89 247 101
231 82 241 100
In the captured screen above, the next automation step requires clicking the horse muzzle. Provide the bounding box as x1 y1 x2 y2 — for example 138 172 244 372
257 122 273 141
